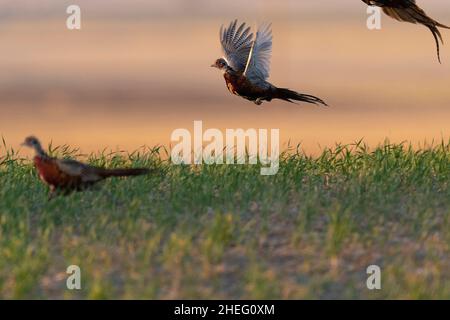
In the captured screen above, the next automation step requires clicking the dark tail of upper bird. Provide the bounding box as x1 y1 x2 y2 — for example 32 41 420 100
427 24 448 64
274 87 328 106
98 168 151 178
382 5 450 63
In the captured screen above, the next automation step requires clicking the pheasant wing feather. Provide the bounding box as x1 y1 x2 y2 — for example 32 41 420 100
244 23 273 88
220 20 254 73
56 159 101 182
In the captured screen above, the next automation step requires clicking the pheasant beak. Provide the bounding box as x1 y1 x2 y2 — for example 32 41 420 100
210 63 217 68
21 140 32 147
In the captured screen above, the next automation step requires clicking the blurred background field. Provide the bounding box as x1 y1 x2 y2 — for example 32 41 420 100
0 0 449 156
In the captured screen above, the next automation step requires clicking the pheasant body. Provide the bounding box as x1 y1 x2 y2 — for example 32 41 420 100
223 70 268 102
223 71 326 105
34 156 85 191
212 20 327 106
22 136 150 197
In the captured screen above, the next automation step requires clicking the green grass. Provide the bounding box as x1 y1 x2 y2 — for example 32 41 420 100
0 140 449 299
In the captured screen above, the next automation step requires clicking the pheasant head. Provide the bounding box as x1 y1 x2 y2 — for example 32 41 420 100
22 136 46 157
211 58 229 72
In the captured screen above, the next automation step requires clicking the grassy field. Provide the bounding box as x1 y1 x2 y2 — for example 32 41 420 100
0 140 449 299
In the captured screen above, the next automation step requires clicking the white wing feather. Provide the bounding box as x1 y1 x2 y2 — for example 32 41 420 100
244 23 273 87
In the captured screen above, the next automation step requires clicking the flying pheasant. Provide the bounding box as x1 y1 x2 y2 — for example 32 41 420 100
22 136 150 198
211 20 327 106
362 0 450 63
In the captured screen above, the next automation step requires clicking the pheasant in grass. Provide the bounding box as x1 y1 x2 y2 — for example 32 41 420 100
362 0 450 63
211 20 327 106
22 136 150 198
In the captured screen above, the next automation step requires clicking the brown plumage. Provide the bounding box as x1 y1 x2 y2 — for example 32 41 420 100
362 0 450 63
212 20 327 106
22 136 150 198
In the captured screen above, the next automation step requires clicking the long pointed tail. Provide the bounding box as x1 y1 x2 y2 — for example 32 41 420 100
408 4 450 30
406 5 450 63
428 25 443 63
382 5 449 63
98 167 151 178
274 87 328 106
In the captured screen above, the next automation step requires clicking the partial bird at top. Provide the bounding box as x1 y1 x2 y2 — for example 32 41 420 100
362 0 450 63
211 20 327 106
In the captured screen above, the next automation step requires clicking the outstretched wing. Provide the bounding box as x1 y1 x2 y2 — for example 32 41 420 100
220 20 254 73
244 23 273 88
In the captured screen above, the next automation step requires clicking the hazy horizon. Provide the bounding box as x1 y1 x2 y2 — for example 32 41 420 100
1 0 449 156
